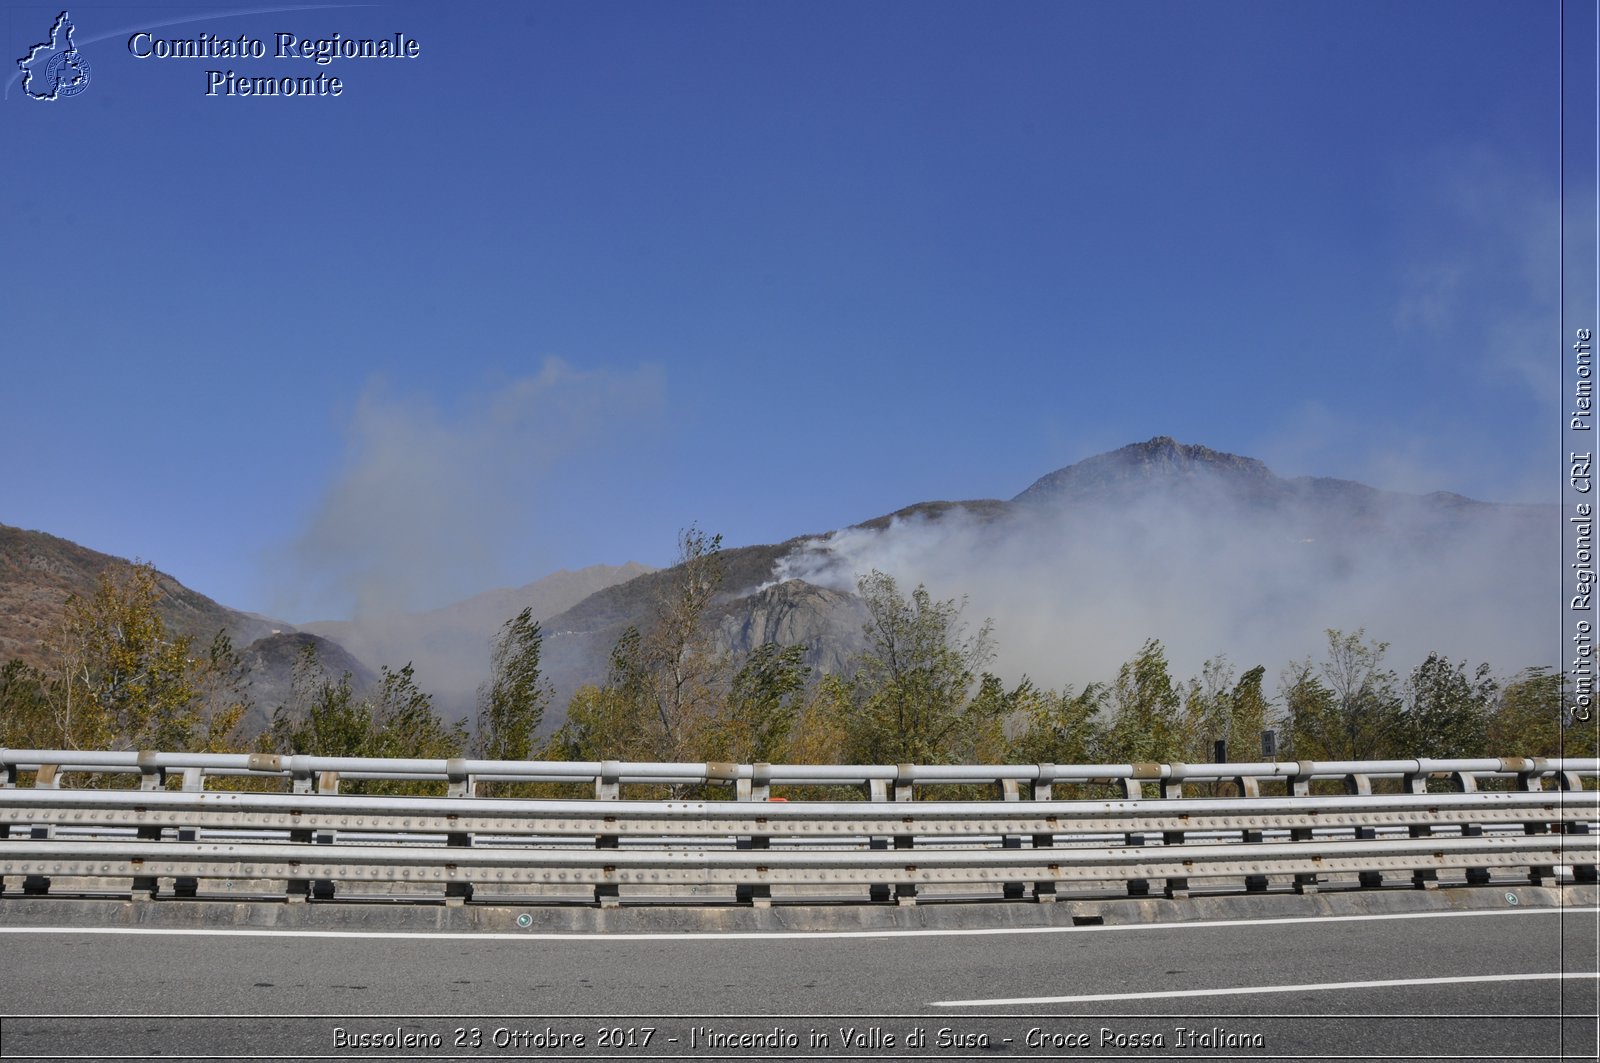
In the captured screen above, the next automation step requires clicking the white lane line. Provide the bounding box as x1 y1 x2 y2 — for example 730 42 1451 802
0 906 1592 943
931 971 1600 1007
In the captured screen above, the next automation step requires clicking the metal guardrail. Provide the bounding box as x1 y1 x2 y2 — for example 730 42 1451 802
0 750 1596 908
6 750 1594 793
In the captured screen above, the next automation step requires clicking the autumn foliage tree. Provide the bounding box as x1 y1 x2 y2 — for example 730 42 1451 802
546 525 734 766
38 562 246 751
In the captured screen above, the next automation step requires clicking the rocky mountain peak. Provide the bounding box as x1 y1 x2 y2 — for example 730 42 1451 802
1011 436 1278 505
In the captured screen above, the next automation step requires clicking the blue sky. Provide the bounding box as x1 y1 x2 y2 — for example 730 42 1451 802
1 0 1579 623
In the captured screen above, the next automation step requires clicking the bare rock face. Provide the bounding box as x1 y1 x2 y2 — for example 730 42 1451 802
714 580 870 676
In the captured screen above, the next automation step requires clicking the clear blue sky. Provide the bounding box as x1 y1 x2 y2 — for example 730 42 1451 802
2 0 1570 622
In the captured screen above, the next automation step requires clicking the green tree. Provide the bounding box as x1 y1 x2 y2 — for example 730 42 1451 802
268 647 371 757
716 642 810 763
474 608 553 763
1487 666 1562 756
1004 680 1109 769
1279 658 1338 759
1563 670 1600 757
1179 656 1236 763
367 663 466 763
545 685 651 763
1179 659 1274 763
1401 653 1496 758
964 672 1036 765
1228 665 1273 761
268 652 465 781
1106 638 1182 762
783 673 854 768
1485 666 1598 757
845 570 994 764
541 629 656 761
1319 628 1403 759
0 658 53 748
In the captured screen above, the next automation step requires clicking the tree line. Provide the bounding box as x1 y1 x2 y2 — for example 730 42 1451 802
1 533 1593 772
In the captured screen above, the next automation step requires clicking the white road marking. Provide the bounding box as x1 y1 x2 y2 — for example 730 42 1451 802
0 905 1592 943
931 971 1600 1007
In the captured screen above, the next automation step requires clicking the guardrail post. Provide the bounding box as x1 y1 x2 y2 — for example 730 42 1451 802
1288 764 1317 895
1513 765 1555 886
1228 773 1269 892
173 768 203 898
0 757 13 888
736 763 773 907
1449 771 1491 886
594 761 621 908
998 777 1025 900
0 754 13 891
18 765 60 896
1160 768 1188 899
1031 765 1056 903
1119 767 1155 897
288 770 339 902
1344 773 1384 888
1552 770 1598 883
738 762 771 802
1403 769 1438 890
865 777 891 902
132 757 166 900
443 760 474 905
893 764 917 906
22 763 60 896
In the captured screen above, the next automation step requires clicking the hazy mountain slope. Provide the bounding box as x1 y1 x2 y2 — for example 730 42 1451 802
233 631 378 739
299 562 656 722
0 520 651 734
538 436 1554 727
6 437 1552 742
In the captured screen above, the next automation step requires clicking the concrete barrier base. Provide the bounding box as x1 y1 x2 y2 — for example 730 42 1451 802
0 882 1593 935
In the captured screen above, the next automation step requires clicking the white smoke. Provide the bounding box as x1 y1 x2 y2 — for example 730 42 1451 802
272 358 665 623
770 483 1555 692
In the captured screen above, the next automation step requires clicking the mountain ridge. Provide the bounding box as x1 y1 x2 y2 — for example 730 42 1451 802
526 436 1551 724
0 522 291 669
3 437 1552 734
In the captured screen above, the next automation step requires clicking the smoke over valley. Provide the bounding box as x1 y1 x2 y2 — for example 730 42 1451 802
276 434 1560 721
759 438 1554 692
0 437 1556 737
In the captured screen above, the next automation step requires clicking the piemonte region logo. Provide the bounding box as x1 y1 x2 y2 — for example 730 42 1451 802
18 11 91 100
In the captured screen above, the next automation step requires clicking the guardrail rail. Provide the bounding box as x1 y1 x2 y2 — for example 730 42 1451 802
1 750 1595 908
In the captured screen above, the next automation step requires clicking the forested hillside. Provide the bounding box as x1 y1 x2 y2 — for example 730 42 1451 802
2 539 1590 772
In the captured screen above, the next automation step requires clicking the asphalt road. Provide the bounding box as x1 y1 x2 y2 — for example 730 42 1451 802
1 906 1596 1061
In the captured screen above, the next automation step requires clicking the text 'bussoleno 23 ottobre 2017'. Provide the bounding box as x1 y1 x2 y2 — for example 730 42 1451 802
127 30 422 97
